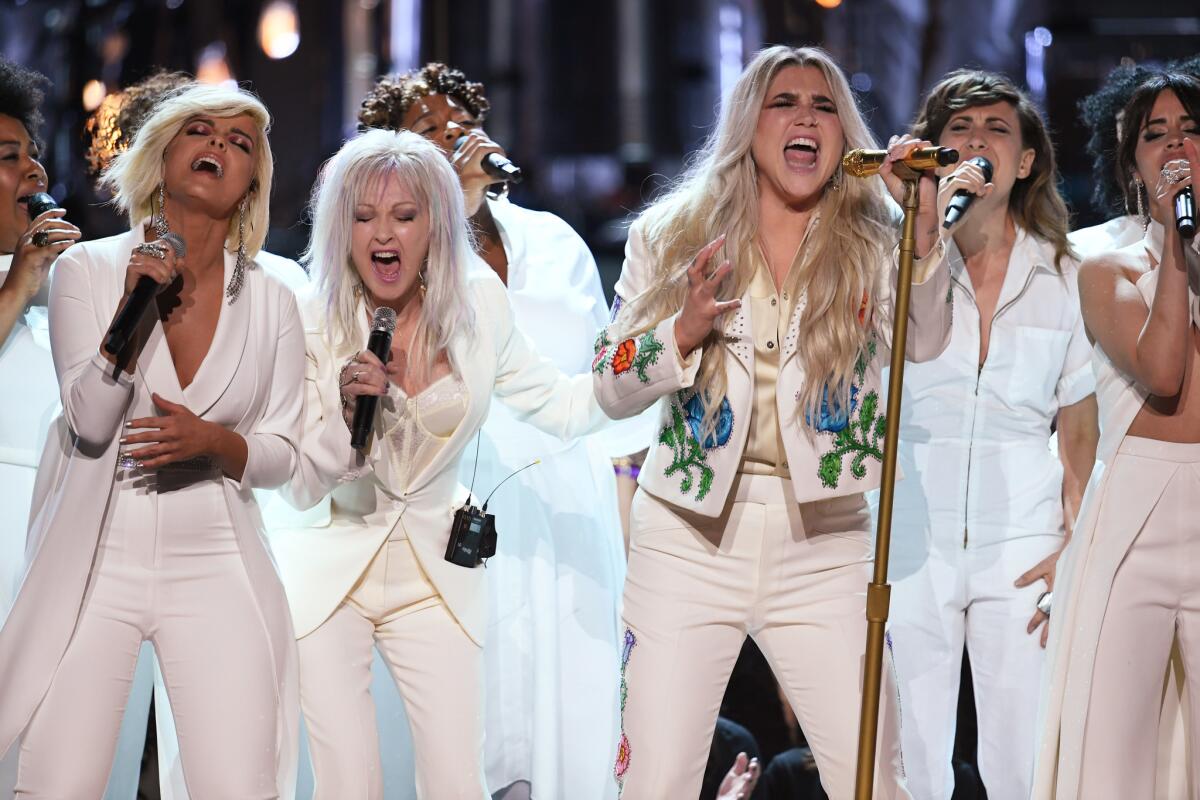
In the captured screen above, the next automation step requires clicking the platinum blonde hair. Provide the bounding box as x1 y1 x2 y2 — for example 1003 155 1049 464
304 128 475 375
101 83 273 257
615 45 895 434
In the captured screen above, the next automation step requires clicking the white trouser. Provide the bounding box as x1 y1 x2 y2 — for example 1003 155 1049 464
888 533 1060 800
297 535 487 800
1077 438 1200 799
15 471 279 799
617 473 910 800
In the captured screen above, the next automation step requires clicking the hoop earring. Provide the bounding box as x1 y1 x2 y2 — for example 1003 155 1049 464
153 182 169 238
226 197 249 302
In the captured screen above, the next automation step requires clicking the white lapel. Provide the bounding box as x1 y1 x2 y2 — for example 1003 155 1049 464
722 298 754 375
184 245 251 417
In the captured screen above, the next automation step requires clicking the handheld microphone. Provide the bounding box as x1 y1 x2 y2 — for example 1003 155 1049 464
350 306 397 450
453 135 523 184
103 232 187 355
842 146 959 178
1163 161 1196 239
943 156 994 229
22 192 60 218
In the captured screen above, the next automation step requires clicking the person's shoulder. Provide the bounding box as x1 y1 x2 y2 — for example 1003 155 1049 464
253 249 310 294
1068 215 1142 258
1078 240 1146 289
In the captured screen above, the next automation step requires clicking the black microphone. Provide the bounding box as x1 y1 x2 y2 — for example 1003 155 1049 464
453 135 523 184
350 306 397 450
103 232 187 355
943 156 994 229
22 192 60 218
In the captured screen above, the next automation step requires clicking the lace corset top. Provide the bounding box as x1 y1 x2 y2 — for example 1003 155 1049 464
379 372 469 492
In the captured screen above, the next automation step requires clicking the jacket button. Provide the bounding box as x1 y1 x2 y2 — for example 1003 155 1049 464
766 341 775 350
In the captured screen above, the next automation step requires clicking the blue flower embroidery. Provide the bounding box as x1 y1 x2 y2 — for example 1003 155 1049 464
683 393 733 449
807 383 860 433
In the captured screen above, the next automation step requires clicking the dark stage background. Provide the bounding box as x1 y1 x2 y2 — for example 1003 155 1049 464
3 1 1197 798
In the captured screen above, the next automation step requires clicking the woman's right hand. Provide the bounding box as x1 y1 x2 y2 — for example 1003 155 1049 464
1150 139 1197 230
5 208 81 303
450 129 508 214
338 349 389 430
123 237 182 297
936 157 994 232
674 234 741 357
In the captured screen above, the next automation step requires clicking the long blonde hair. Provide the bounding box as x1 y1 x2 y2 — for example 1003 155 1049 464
101 83 273 258
303 128 475 377
615 45 894 433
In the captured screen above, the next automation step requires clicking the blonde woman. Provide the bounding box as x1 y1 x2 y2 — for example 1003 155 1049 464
0 84 303 798
594 45 957 798
270 128 606 799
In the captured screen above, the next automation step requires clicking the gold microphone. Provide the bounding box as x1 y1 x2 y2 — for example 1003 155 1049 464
842 146 959 178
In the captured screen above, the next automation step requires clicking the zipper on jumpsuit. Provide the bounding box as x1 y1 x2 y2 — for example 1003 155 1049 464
953 266 1039 549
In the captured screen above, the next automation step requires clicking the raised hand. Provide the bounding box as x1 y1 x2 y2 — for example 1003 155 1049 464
674 233 742 356
338 349 389 429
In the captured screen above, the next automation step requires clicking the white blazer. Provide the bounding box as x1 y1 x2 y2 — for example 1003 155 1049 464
0 225 306 797
270 270 609 645
593 221 953 517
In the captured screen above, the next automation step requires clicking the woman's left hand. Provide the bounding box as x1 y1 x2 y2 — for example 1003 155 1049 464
121 393 220 469
879 134 942 257
1015 547 1062 648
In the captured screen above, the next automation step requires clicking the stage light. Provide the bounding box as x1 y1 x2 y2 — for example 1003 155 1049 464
259 0 300 60
197 42 235 87
82 80 107 111
815 0 842 8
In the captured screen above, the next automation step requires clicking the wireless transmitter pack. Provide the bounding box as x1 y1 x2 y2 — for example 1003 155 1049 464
445 434 539 568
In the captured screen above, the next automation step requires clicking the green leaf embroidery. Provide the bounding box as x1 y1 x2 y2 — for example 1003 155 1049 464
632 330 664 384
592 329 613 375
658 400 714 502
817 389 886 489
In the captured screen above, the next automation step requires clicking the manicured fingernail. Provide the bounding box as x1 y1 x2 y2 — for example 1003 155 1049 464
119 436 128 444
135 461 144 468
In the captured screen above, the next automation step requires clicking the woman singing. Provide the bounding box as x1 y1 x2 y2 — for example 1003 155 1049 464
1034 71 1200 800
0 83 303 798
271 128 606 799
593 45 955 798
358 62 629 799
883 69 1098 800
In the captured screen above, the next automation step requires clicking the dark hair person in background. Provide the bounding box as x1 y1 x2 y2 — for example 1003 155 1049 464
359 63 631 799
881 69 1097 800
0 82 305 797
1071 55 1200 256
1034 71 1200 799
0 58 82 616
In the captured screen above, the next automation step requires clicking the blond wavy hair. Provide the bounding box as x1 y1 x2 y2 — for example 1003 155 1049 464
615 45 895 434
101 83 273 258
303 129 475 379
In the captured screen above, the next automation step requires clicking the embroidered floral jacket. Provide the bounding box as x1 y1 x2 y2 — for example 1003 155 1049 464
593 221 953 516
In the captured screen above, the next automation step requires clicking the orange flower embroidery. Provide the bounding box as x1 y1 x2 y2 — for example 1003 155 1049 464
611 339 637 375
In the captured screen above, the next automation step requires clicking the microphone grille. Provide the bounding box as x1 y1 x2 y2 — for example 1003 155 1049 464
24 192 60 218
372 306 397 333
968 156 994 182
161 231 188 259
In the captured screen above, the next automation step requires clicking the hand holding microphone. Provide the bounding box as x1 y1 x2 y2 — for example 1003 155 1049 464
452 131 523 185
1157 144 1196 239
941 156 994 230
342 307 397 449
104 232 187 355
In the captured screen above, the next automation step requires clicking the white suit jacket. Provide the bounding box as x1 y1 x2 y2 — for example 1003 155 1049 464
0 225 306 797
272 270 609 645
593 220 952 516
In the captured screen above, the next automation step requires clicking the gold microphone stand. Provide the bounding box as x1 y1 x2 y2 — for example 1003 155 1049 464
841 148 934 800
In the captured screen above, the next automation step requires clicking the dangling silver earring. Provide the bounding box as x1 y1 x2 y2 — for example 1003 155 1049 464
1133 177 1148 230
153 181 169 238
226 197 249 303
828 166 843 191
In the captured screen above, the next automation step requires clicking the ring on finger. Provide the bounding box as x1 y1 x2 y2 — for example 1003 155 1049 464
133 242 168 259
1036 590 1052 616
31 230 50 247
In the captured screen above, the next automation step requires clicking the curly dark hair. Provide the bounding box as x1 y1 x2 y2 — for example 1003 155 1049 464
358 62 490 131
0 58 49 147
1079 55 1200 216
85 70 194 178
